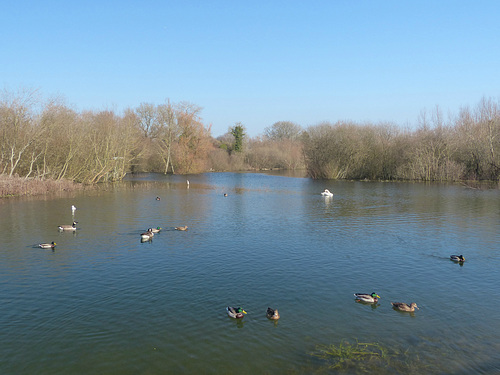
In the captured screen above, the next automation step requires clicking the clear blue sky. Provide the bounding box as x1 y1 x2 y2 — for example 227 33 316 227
2 1 499 137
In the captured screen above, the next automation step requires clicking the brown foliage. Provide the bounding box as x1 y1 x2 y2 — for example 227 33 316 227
303 98 500 181
171 107 214 174
245 138 304 170
0 175 85 197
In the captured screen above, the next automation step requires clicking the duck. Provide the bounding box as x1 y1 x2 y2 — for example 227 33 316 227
156 197 161 201
227 306 247 319
223 193 228 197
58 221 77 231
175 226 188 231
141 229 154 240
39 241 56 249
266 307 280 320
450 255 465 262
151 227 162 233
391 302 419 312
321 189 333 197
354 292 380 303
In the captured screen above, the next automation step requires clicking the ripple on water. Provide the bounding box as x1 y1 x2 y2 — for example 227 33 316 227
0 175 499 374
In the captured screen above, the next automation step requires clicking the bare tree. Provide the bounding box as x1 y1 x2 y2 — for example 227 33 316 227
135 103 157 138
173 102 213 174
155 101 178 174
264 121 302 141
0 88 46 177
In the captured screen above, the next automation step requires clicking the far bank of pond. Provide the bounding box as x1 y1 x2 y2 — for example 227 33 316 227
3 169 499 199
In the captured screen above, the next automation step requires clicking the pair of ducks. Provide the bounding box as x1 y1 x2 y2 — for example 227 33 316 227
354 292 419 312
141 226 188 240
39 220 78 248
227 307 280 320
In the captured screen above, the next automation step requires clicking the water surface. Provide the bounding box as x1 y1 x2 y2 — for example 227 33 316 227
1 172 499 374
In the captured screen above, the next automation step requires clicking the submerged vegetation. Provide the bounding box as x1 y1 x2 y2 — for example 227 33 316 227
0 87 499 197
311 340 429 374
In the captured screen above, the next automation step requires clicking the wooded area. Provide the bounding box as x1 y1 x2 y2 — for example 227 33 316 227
303 99 500 182
1 88 498 190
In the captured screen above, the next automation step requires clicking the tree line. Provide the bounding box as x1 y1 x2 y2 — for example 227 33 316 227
1 88 498 184
303 99 500 182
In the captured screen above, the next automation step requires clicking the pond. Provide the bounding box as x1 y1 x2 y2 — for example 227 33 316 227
1 172 499 374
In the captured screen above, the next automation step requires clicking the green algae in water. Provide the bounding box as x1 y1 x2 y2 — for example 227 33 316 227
311 340 430 374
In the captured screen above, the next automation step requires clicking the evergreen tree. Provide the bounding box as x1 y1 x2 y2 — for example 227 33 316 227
231 123 245 152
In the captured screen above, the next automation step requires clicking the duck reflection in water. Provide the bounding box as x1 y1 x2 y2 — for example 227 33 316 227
355 299 380 309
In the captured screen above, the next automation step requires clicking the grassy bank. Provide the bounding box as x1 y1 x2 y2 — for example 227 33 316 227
0 175 86 198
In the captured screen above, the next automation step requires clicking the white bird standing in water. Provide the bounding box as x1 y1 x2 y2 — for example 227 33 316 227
71 205 77 214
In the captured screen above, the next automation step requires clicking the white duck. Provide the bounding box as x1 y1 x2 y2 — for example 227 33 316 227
321 189 333 197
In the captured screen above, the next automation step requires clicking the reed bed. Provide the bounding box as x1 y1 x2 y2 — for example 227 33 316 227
0 175 86 198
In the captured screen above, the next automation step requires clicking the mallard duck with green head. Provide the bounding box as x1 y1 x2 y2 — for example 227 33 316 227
354 292 380 303
227 306 247 319
39 241 56 249
450 255 465 262
151 227 162 233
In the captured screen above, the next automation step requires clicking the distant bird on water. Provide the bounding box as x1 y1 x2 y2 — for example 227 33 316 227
321 189 333 197
450 255 465 262
71 205 77 214
39 241 56 249
156 197 161 201
175 226 188 231
59 221 77 231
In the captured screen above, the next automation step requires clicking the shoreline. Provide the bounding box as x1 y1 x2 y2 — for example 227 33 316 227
2 172 497 199
0 175 87 198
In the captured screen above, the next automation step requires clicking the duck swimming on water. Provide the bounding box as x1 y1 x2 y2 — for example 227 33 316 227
39 241 56 249
227 306 247 319
321 189 333 197
141 229 154 240
58 221 77 231
266 307 280 320
450 255 465 262
391 302 419 312
354 292 380 303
